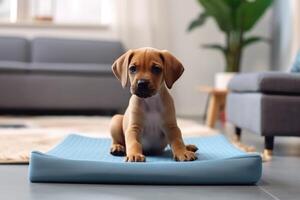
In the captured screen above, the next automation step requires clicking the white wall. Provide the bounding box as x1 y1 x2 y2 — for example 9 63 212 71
165 0 222 117
241 10 272 72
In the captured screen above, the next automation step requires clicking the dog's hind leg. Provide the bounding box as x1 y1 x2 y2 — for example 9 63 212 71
110 114 126 156
186 144 198 152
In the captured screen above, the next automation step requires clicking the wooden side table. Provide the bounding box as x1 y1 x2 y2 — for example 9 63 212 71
198 86 228 128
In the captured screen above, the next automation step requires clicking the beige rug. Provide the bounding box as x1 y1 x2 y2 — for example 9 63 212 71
0 116 217 163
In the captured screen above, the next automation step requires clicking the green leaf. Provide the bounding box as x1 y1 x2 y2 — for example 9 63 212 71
242 36 270 47
202 44 227 55
197 0 233 32
187 12 208 32
236 0 273 32
223 0 243 29
223 0 243 9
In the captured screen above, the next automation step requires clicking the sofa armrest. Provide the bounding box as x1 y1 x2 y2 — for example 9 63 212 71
228 72 300 94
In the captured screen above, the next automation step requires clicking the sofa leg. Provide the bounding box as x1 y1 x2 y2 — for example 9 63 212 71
234 126 242 142
262 136 274 161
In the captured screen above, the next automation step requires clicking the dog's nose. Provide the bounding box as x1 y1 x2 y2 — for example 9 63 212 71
137 79 150 89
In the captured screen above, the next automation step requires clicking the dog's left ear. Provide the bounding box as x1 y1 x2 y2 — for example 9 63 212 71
112 50 134 88
160 50 184 89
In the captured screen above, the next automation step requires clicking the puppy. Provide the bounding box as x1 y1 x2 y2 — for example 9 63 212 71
110 47 198 162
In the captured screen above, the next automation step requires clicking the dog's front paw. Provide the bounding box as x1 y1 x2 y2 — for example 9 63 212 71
174 150 197 162
125 153 146 162
110 144 126 156
186 144 198 152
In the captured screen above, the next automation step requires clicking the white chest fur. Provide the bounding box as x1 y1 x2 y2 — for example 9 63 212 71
140 93 167 154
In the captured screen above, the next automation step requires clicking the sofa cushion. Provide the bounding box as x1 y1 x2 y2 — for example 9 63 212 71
0 61 30 73
0 74 129 110
30 63 113 76
0 37 29 62
228 72 300 94
31 37 124 64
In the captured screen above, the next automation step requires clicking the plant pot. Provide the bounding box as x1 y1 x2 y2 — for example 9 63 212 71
214 72 237 90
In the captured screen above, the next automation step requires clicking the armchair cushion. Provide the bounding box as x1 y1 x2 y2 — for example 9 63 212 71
228 72 300 94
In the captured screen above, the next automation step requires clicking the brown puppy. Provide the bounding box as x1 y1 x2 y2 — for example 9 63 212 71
110 47 198 162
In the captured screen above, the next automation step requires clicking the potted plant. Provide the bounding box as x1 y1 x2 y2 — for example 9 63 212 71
188 0 273 89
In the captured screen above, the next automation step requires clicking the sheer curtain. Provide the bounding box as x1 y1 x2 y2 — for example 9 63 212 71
289 0 300 69
272 0 300 70
114 0 170 50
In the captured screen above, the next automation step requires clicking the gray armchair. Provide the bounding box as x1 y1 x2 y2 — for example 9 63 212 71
226 72 300 160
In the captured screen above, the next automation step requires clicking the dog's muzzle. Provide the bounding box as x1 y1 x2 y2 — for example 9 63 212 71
135 79 152 98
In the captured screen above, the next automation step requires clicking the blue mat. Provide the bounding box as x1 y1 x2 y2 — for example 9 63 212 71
29 134 262 185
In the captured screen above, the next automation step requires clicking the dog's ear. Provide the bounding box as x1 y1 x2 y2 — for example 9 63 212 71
160 50 184 89
112 50 134 88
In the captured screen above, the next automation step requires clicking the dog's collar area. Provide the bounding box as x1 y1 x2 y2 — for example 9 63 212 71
134 92 160 100
141 92 160 101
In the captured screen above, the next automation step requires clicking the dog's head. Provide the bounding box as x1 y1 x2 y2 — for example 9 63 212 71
112 47 184 98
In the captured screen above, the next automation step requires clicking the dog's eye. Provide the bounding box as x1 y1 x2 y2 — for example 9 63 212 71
151 65 162 74
129 65 137 74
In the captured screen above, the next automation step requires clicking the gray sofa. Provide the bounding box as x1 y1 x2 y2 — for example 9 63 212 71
0 36 130 114
226 72 300 158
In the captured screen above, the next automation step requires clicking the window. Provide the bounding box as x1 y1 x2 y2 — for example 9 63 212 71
0 0 17 22
0 0 112 26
